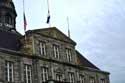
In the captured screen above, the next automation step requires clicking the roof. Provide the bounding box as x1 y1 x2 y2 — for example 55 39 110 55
76 50 100 70
26 27 76 45
0 30 21 51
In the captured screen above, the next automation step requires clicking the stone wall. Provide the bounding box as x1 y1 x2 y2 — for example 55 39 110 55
0 51 109 83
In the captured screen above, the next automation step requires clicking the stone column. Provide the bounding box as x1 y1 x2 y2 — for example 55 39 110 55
14 56 23 83
32 59 39 83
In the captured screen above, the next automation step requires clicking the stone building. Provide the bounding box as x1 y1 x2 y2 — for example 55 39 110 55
0 0 110 83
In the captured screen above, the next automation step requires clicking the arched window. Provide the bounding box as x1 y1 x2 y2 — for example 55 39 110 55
9 16 12 24
5 15 9 24
0 16 2 23
5 14 12 24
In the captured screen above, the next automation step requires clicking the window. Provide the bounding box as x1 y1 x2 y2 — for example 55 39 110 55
0 16 2 23
39 42 46 56
101 79 105 83
90 77 95 83
68 72 75 83
5 15 12 24
5 61 14 82
24 64 32 83
79 75 85 83
41 67 48 82
53 44 60 59
56 74 63 81
66 48 72 62
5 15 9 24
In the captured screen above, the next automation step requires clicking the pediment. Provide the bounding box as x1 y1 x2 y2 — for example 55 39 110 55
28 27 76 45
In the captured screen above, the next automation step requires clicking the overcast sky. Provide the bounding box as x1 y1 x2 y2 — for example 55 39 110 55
13 0 125 83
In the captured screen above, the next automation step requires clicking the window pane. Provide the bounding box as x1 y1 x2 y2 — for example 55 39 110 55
24 64 32 83
101 79 105 83
39 42 46 56
66 48 72 62
5 61 14 82
56 74 63 81
41 67 48 82
68 72 74 83
79 75 85 83
53 45 60 59
90 77 95 83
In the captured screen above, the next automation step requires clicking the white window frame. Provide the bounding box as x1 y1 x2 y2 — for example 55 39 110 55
53 44 60 59
66 48 72 62
56 73 63 81
79 75 85 83
24 64 32 83
68 72 75 83
39 41 46 56
90 77 95 83
101 79 105 83
41 67 48 82
5 61 14 82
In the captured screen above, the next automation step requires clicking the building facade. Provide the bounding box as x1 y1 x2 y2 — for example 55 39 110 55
0 0 110 83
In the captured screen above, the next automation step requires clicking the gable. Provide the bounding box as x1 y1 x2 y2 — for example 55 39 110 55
26 27 76 45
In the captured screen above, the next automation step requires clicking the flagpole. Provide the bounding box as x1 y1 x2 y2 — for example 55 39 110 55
23 0 25 13
47 0 50 11
47 0 51 27
23 0 27 46
67 17 70 38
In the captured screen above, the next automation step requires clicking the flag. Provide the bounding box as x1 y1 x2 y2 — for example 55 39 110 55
46 10 50 24
23 13 27 31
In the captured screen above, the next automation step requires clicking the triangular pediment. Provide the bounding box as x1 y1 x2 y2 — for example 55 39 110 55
27 27 76 45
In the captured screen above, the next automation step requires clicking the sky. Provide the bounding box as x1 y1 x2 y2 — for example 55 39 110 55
13 0 125 83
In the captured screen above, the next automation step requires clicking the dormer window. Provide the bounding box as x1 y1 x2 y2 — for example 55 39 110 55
66 48 72 62
53 44 60 59
39 41 46 56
